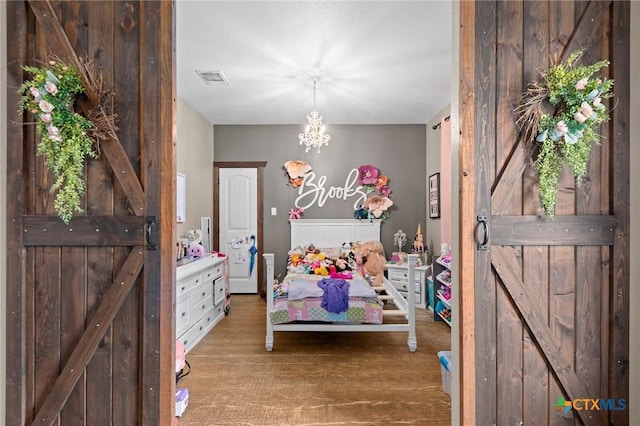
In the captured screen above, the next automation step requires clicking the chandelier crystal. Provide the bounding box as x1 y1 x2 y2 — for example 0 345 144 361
299 79 330 153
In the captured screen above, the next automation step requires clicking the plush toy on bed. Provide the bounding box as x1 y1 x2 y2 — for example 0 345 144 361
334 257 351 272
357 241 386 287
287 246 309 274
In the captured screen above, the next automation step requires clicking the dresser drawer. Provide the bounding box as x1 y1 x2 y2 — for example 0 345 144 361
190 281 213 307
388 268 423 283
391 280 421 294
176 297 191 336
176 273 203 299
203 263 224 282
214 277 225 305
178 321 202 352
190 283 213 321
205 304 224 328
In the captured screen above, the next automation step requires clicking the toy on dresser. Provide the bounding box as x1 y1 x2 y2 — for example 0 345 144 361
411 224 428 266
187 243 205 259
185 228 206 259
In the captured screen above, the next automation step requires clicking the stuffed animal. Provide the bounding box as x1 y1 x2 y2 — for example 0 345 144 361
335 257 351 272
187 243 205 259
355 240 386 286
364 250 386 287
354 205 368 220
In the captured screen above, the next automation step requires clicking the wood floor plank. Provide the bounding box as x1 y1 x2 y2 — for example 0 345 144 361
176 295 452 425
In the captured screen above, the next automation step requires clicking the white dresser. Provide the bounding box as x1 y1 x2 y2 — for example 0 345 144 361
176 255 227 353
385 263 430 308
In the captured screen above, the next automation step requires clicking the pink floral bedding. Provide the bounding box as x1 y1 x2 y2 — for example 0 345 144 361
270 272 384 325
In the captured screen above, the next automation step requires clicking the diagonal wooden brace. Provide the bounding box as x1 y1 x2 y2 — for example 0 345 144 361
491 246 605 426
30 248 144 426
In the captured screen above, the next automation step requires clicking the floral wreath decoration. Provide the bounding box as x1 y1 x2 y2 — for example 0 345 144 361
353 164 393 220
515 50 614 217
19 57 118 223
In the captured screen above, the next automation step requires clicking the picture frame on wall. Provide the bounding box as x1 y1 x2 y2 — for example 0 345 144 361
429 172 440 219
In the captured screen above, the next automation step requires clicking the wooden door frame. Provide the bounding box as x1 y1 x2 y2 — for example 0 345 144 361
213 162 267 298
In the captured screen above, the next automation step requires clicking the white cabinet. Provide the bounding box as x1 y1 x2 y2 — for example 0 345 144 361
176 255 226 353
385 263 430 308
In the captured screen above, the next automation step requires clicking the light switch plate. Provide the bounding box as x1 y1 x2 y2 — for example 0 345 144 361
271 207 277 216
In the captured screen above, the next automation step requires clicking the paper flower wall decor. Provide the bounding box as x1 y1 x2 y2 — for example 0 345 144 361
515 50 614 217
354 164 394 220
283 160 312 187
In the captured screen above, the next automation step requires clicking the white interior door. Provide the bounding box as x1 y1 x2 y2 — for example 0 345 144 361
219 168 258 293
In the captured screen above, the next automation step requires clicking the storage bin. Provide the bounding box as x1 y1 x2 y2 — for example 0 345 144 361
438 350 452 397
175 388 189 417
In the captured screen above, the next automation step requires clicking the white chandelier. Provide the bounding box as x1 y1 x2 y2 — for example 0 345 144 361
299 79 330 153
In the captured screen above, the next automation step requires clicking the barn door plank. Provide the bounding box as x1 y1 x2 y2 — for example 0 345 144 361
137 1 175 422
60 246 87 426
491 246 604 426
27 0 145 214
30 248 144 426
520 2 553 423
473 1 497 424
494 2 525 423
609 2 631 424
110 2 144 424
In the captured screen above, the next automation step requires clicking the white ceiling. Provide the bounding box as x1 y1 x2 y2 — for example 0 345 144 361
176 1 453 125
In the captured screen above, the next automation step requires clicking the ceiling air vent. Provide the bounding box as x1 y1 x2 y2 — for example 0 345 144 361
195 70 230 86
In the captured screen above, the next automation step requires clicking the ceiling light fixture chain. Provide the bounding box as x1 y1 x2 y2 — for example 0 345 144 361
299 77 330 153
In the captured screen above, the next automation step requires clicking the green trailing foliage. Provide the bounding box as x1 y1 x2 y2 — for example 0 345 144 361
19 60 98 223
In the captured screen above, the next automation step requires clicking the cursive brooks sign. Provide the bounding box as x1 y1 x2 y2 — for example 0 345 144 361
294 168 367 211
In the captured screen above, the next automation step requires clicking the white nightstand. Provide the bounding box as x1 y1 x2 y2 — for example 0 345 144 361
385 263 430 308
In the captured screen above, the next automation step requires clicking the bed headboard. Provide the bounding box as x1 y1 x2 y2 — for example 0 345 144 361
290 219 381 249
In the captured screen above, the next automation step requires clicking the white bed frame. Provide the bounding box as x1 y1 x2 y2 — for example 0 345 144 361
263 219 417 352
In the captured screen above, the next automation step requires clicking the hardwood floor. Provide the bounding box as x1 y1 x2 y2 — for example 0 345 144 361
176 295 452 425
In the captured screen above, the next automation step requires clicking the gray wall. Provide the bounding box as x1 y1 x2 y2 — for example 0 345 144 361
176 98 214 240
214 124 427 277
425 105 451 256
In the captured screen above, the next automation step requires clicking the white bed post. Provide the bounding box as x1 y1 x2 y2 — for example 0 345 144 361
263 253 275 351
406 254 418 351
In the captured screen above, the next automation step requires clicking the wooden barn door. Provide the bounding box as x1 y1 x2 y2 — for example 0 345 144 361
5 1 175 425
459 1 630 425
